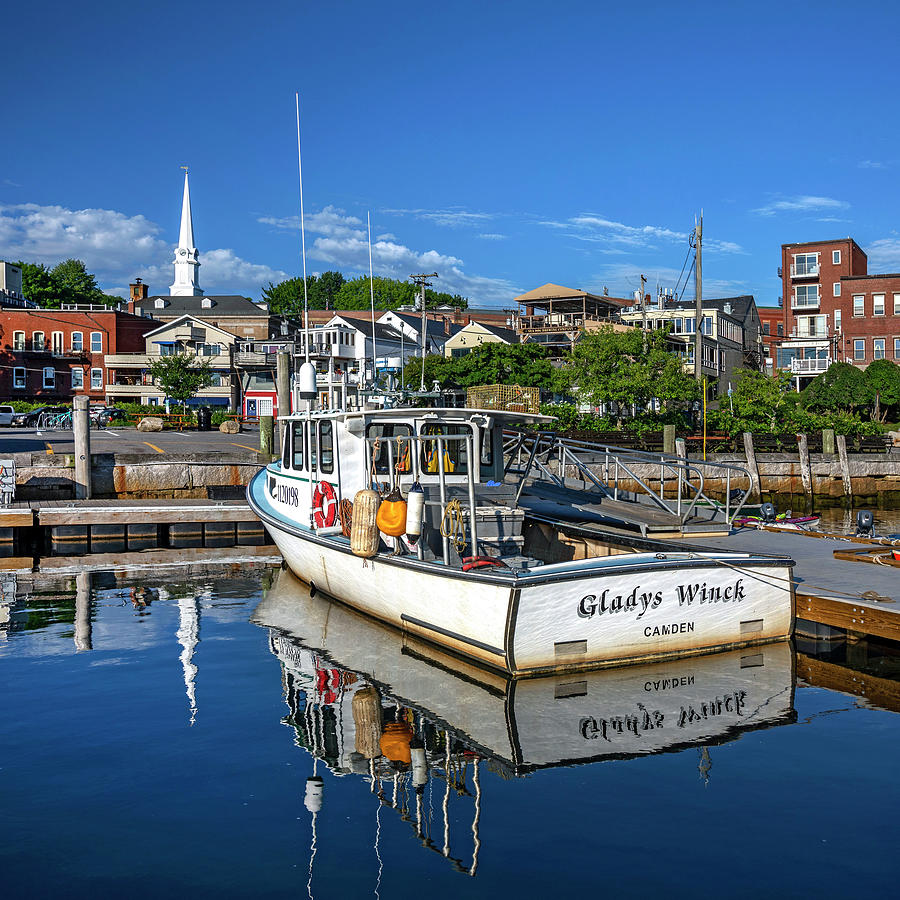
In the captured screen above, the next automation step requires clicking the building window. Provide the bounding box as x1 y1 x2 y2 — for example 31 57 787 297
833 250 841 265
90 332 103 353
894 338 900 359
71 368 84 390
835 310 842 332
160 343 175 356
854 339 865 360
794 284 819 307
894 294 900 316
43 367 55 388
13 367 25 389
874 294 885 316
90 368 103 390
52 331 64 354
874 338 886 359
197 343 221 356
793 252 819 276
762 322 770 335
155 299 166 309
13 331 25 351
833 282 841 297
777 323 783 336
853 295 865 317
701 316 713 336
32 331 45 351
72 332 83 351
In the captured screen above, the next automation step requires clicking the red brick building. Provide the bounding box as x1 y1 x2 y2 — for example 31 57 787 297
757 306 785 374
0 305 155 402
777 237 900 386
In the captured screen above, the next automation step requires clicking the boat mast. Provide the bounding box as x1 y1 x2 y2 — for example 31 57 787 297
295 93 311 367
368 212 377 388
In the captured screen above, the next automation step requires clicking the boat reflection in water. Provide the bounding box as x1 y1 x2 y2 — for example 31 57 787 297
252 568 797 876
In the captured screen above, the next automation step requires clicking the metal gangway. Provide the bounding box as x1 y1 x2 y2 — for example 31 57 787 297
503 430 752 531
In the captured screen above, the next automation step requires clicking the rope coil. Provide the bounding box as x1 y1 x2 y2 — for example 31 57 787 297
440 498 466 551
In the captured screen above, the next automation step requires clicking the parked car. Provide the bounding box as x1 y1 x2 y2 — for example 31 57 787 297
0 405 14 427
97 408 127 427
14 406 68 427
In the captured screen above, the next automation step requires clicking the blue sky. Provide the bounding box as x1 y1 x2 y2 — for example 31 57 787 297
3 0 900 307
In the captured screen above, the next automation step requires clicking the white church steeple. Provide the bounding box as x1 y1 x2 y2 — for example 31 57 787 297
170 169 203 296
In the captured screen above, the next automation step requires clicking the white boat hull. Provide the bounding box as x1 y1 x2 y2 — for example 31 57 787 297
251 469 795 674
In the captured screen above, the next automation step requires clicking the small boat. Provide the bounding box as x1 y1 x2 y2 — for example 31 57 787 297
734 513 820 530
247 401 796 675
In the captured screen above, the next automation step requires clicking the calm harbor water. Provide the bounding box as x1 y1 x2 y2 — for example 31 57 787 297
2 563 898 898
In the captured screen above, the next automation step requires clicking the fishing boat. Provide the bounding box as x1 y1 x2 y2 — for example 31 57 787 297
250 96 794 674
246 397 797 674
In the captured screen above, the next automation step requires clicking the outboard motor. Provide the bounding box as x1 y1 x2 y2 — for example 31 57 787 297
760 502 777 524
855 509 875 538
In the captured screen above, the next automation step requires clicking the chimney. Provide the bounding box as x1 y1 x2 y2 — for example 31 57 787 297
454 306 461 323
444 316 450 335
129 278 148 314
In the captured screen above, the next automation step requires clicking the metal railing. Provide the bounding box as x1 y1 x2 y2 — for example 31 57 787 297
503 430 753 525
790 357 831 374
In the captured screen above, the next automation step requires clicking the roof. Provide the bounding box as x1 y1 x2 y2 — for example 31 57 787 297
782 238 865 254
514 282 596 302
465 321 519 343
695 295 757 323
142 314 238 340
139 295 268 317
841 272 900 281
384 311 461 339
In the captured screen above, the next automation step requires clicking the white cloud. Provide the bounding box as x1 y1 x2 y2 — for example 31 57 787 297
259 205 519 304
752 195 849 217
0 201 288 299
859 160 887 169
478 233 507 241
538 213 689 249
705 239 746 255
383 207 496 229
864 239 900 270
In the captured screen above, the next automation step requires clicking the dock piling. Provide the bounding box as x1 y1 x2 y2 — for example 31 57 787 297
73 396 91 500
742 432 761 502
836 434 853 498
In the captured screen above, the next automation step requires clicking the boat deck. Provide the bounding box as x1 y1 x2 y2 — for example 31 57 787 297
517 481 730 537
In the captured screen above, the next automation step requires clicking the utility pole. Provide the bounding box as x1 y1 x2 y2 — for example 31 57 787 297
694 211 703 386
410 272 438 392
640 273 648 354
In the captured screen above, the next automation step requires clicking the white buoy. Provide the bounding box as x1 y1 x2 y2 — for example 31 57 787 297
410 739 427 790
304 775 324 813
405 482 425 544
298 361 317 400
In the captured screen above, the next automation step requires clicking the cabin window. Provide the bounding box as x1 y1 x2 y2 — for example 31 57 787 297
282 421 292 469
420 423 468 475
291 422 305 470
366 423 413 475
480 426 494 467
319 421 334 474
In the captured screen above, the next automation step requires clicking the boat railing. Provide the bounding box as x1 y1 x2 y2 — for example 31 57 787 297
503 430 752 525
364 430 480 565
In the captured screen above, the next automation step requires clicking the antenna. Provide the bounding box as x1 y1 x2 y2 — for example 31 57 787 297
368 212 377 387
295 93 310 365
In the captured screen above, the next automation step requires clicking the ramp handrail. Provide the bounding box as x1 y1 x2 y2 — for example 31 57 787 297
503 430 752 525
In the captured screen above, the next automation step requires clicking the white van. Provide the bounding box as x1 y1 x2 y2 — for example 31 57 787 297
0 405 14 426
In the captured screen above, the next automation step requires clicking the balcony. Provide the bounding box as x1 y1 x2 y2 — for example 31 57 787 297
790 263 820 279
790 326 832 339
790 357 831 375
791 294 820 310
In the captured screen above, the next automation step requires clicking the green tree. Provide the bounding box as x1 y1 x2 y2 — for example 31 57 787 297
147 353 214 413
50 258 99 301
709 369 799 433
864 358 900 422
15 262 58 306
261 271 347 317
399 343 555 391
801 362 871 415
559 326 698 423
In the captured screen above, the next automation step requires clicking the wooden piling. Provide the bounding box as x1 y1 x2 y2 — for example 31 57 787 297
260 415 275 458
276 351 291 450
836 434 853 497
798 433 812 498
822 428 835 457
663 424 676 455
742 432 762 502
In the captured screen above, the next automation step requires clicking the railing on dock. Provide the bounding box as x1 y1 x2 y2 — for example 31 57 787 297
502 430 753 525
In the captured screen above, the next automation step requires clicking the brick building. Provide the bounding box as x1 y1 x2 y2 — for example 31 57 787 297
776 237 899 387
757 307 784 374
0 305 154 401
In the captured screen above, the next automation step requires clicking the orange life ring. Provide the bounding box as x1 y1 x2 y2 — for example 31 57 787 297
312 481 337 529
